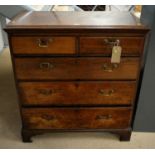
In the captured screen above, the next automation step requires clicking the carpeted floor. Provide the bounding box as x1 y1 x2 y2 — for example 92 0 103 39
0 47 155 149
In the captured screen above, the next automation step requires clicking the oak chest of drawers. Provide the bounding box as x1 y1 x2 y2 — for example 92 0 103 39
5 11 149 142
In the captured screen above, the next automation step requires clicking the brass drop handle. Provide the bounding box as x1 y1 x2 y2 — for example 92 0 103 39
39 62 54 69
37 38 53 48
99 89 114 96
104 39 120 46
102 63 119 72
38 89 53 95
95 114 112 120
42 114 57 121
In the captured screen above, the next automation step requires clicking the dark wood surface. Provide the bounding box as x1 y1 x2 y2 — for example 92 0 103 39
4 11 149 142
11 36 144 56
80 37 144 56
22 107 132 129
14 57 139 80
11 36 76 54
19 81 136 106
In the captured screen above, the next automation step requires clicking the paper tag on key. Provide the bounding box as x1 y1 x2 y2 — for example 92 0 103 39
111 46 122 63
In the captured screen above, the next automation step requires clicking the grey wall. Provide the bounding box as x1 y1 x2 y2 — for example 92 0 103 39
134 6 155 132
0 5 32 19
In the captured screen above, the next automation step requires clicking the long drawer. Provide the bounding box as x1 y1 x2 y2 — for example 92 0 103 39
80 37 144 56
22 107 132 129
19 81 136 106
11 36 76 54
15 57 139 80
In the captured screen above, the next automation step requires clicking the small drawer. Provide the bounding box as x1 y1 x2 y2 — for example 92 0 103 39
80 37 144 56
15 57 139 80
11 36 76 54
22 107 132 129
19 81 136 106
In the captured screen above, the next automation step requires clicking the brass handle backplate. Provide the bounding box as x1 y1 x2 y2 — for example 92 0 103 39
95 114 112 120
104 39 120 46
102 63 119 72
99 89 114 96
37 38 53 48
39 62 54 70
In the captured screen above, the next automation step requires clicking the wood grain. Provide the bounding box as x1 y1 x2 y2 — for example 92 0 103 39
80 37 144 56
19 81 136 106
11 36 76 54
22 107 132 129
4 11 149 142
15 57 140 80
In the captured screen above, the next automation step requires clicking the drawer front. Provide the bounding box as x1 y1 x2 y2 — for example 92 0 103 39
15 57 139 80
22 107 132 129
80 37 144 56
11 36 76 54
19 81 136 106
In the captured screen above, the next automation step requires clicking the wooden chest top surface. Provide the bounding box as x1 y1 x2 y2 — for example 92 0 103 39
6 11 148 30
